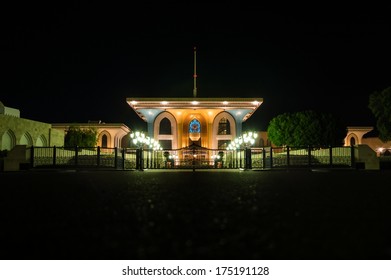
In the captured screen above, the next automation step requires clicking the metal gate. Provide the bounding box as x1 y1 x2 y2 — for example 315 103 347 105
163 143 229 169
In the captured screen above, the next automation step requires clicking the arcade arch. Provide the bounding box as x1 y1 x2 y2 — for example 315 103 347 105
98 130 111 148
1 129 16 150
347 133 358 146
20 132 33 147
36 134 48 147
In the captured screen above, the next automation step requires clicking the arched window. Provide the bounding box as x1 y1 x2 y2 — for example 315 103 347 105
159 117 172 135
189 119 201 133
218 118 230 135
350 137 356 146
102 134 108 148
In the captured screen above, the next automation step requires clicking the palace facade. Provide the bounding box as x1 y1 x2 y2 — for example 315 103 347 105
126 97 263 150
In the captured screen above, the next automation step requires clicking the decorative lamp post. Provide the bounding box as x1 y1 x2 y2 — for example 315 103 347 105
227 132 258 169
130 131 162 170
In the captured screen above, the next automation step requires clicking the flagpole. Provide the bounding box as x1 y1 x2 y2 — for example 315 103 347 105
193 46 197 98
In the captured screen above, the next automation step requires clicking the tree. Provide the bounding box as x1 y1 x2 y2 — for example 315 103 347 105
267 110 345 147
64 126 98 147
368 86 391 142
292 110 321 146
267 113 296 146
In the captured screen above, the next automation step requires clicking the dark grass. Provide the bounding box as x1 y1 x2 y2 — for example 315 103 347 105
1 169 391 260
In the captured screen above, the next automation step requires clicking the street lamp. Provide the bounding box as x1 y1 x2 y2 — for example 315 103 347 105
227 132 258 169
130 131 162 170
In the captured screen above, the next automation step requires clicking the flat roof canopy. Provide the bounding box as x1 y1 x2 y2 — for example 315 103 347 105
126 97 263 122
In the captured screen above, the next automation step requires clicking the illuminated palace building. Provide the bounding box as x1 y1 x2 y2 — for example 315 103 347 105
127 97 262 150
127 48 263 152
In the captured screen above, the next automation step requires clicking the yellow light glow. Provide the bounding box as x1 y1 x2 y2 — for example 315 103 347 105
131 101 137 105
223 101 228 105
191 101 199 105
208 111 212 116
161 101 168 105
177 111 182 115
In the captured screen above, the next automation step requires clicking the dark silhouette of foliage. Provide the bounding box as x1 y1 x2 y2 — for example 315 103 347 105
369 86 391 142
64 126 98 147
267 110 345 147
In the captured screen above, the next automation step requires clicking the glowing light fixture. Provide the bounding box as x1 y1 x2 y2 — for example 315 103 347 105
130 131 162 150
227 132 258 150
191 101 199 105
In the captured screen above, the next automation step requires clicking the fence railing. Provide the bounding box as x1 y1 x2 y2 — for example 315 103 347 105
27 145 355 170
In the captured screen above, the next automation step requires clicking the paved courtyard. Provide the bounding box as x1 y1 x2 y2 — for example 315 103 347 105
1 169 390 260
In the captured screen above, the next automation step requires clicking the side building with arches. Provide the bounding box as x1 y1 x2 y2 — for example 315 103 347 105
51 122 131 148
344 126 391 156
0 101 64 151
127 97 263 149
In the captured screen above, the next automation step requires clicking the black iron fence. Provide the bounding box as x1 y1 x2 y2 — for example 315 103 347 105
27 145 355 170
29 146 135 169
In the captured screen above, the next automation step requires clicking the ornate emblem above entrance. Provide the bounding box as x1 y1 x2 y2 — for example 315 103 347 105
189 119 201 141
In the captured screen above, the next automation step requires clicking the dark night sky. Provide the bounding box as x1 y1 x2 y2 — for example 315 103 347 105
1 3 390 132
